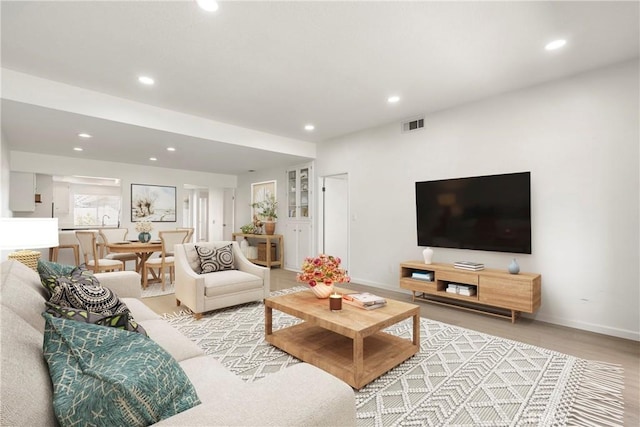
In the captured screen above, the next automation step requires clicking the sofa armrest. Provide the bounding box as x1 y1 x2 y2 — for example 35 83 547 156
155 363 356 426
231 242 270 298
95 271 142 299
174 245 206 313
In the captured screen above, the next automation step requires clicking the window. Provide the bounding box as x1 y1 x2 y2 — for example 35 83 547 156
73 194 121 226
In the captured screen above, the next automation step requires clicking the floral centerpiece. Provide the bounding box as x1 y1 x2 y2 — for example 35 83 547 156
296 254 350 298
135 220 153 243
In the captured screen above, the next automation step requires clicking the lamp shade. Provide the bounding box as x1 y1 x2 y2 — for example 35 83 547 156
0 218 59 250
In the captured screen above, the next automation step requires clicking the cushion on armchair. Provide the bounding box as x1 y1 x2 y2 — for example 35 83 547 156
195 244 235 273
42 313 201 426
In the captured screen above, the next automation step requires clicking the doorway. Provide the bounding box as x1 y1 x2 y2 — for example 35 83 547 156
319 173 349 272
183 185 209 242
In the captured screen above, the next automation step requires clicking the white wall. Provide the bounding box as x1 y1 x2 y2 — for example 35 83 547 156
6 151 237 263
0 130 11 217
315 60 639 340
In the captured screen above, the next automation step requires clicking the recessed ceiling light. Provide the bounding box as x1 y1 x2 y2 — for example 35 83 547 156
388 96 400 103
304 124 315 131
167 147 176 152
73 147 83 152
197 0 219 12
149 157 157 161
78 133 92 138
545 39 567 51
138 76 155 85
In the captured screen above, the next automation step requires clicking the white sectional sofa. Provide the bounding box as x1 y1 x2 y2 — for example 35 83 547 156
0 259 356 426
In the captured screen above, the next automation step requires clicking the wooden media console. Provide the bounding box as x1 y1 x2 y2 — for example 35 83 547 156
400 261 541 323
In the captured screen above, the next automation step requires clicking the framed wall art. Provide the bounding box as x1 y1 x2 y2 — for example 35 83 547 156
131 184 176 222
251 180 276 220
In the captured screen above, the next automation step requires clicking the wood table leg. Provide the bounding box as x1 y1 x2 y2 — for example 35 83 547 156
413 312 421 346
265 305 273 336
353 333 364 386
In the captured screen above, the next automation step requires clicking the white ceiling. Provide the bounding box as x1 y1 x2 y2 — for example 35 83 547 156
2 0 638 175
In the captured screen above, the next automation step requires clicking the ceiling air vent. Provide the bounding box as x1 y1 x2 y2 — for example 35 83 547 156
401 117 424 133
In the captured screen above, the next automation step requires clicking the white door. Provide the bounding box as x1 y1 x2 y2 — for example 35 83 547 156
223 188 235 241
319 174 349 272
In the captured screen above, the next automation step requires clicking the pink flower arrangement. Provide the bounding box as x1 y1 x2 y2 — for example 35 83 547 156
296 254 351 287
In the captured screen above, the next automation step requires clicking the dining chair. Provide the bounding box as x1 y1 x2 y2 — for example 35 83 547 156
143 230 189 290
177 227 195 244
49 231 80 266
75 231 125 273
98 228 138 270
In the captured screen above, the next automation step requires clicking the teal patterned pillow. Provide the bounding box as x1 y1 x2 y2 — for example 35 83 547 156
38 259 76 291
42 313 200 426
45 302 147 336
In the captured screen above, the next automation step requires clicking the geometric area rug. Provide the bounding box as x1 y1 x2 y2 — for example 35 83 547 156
164 287 624 427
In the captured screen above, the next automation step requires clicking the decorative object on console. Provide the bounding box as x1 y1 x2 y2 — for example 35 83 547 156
508 258 520 274
135 220 153 242
454 261 485 271
0 218 59 271
251 193 278 235
422 247 434 264
240 223 257 234
296 254 350 299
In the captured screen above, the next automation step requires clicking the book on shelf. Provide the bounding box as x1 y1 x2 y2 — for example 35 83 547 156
343 292 386 307
446 283 477 296
343 298 387 310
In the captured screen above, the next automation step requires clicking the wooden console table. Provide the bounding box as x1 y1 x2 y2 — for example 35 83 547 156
400 261 541 323
232 233 283 268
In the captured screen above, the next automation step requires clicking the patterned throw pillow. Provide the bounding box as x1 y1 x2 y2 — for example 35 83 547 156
196 244 235 273
45 302 147 336
45 267 129 316
38 259 76 292
42 313 200 426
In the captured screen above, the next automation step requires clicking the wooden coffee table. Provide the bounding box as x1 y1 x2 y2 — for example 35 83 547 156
265 288 420 389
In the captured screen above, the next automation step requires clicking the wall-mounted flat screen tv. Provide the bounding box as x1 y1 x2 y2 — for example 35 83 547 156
415 172 531 254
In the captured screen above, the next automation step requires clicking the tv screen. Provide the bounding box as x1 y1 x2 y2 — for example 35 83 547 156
415 172 531 254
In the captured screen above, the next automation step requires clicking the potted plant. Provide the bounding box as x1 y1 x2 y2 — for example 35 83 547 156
251 194 278 235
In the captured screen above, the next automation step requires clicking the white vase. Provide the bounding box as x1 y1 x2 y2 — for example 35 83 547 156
310 284 334 299
508 258 520 274
240 238 249 257
423 247 434 264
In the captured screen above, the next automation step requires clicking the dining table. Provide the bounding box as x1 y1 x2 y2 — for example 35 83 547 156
105 240 162 284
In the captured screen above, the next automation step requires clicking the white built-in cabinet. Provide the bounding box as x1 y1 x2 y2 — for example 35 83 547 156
286 164 311 220
284 163 313 271
53 182 70 215
284 221 312 271
9 172 36 212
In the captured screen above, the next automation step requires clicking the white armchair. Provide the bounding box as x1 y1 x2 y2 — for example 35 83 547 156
174 241 270 319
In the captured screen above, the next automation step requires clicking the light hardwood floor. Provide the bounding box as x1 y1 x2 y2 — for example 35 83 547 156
143 268 639 425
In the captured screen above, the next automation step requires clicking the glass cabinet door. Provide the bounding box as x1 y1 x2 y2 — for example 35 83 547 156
287 170 297 218
300 167 309 218
286 165 312 220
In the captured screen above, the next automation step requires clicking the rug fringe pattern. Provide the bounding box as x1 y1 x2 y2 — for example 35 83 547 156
565 360 625 427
